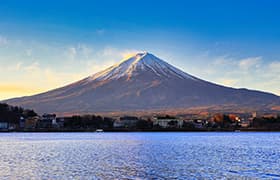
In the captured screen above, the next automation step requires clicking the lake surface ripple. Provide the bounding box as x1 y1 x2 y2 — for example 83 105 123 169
0 132 279 179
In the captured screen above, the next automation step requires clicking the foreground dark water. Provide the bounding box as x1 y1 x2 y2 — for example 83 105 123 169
0 132 279 179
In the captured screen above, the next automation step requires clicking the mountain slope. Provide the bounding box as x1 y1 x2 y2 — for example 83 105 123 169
4 52 280 114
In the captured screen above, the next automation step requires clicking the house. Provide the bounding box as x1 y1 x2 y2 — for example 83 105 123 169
113 116 139 128
153 116 183 128
240 119 250 128
113 120 125 128
55 117 65 128
8 123 16 130
192 119 208 129
37 114 56 128
19 116 25 129
252 112 257 118
43 114 57 124
25 116 40 129
0 121 8 130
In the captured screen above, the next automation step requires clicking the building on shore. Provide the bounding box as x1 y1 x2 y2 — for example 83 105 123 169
240 120 250 128
153 116 184 128
37 114 56 128
0 119 17 131
55 117 65 128
113 116 139 128
0 121 8 130
19 116 25 129
24 116 40 129
191 119 208 129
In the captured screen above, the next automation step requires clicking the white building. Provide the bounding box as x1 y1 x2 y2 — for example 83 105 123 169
0 122 8 129
153 117 183 128
113 116 139 128
42 114 56 121
39 114 56 128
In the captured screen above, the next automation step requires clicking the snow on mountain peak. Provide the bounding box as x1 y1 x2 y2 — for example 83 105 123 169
88 52 198 81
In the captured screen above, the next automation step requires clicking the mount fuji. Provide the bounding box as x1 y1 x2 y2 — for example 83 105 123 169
4 52 280 114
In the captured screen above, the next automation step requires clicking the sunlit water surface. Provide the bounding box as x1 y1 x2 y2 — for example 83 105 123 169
0 132 279 179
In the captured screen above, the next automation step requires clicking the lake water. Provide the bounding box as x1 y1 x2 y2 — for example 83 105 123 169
0 132 279 179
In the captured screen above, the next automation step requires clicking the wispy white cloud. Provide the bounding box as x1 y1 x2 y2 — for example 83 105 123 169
0 43 143 99
99 46 140 59
268 61 280 72
64 44 94 60
78 44 92 58
217 78 238 87
0 35 8 46
188 54 279 95
238 56 262 70
212 55 234 66
23 61 40 72
66 47 77 59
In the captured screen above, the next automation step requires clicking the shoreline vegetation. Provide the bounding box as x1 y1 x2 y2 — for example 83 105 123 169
2 128 280 133
1 103 280 132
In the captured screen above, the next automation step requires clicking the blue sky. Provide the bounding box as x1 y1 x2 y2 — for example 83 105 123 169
0 0 280 99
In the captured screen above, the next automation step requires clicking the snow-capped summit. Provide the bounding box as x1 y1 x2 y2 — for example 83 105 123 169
4 52 280 114
89 52 197 81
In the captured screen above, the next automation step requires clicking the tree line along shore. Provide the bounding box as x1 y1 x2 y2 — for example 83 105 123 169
0 103 280 132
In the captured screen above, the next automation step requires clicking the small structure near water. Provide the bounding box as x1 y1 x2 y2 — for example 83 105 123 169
113 116 139 128
153 116 184 128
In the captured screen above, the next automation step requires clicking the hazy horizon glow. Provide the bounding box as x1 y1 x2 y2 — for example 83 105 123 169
0 0 280 100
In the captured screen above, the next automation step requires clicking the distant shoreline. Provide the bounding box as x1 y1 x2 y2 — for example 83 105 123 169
1 128 280 133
